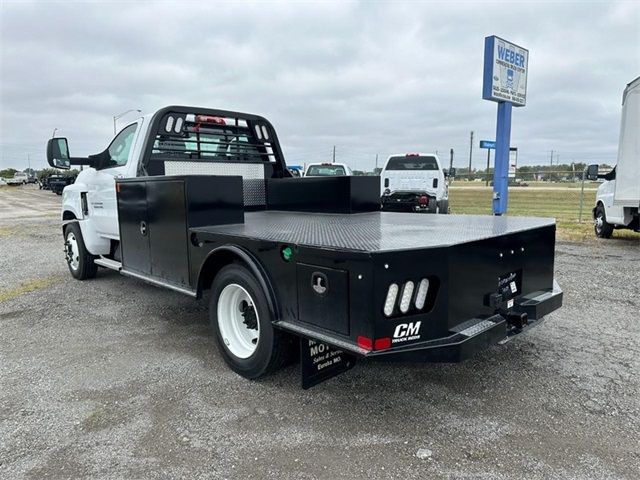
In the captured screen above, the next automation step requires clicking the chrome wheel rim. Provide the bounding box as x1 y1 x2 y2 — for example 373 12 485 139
65 232 80 271
217 284 260 359
595 214 604 234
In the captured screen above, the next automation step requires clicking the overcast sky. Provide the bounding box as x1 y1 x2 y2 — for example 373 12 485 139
1 0 638 172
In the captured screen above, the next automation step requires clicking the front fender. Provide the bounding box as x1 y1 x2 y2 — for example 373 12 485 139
61 184 84 221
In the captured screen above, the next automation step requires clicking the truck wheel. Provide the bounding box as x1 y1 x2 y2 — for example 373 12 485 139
64 222 97 280
438 200 450 214
594 205 614 238
210 264 290 379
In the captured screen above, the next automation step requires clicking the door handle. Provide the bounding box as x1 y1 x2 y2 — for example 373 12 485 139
139 221 147 236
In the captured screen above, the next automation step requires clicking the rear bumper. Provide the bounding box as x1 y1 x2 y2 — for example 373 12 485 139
368 280 562 362
381 192 436 212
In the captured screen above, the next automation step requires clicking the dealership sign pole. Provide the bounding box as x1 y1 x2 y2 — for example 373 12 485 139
482 36 528 215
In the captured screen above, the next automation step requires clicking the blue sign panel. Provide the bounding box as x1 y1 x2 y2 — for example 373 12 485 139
480 140 496 149
482 36 529 107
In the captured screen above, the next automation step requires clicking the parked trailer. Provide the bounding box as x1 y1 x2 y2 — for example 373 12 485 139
47 106 562 388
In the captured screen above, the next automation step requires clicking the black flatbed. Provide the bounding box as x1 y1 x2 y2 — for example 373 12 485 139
193 211 555 252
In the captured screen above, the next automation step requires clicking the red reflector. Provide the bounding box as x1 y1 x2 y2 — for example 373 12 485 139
116 183 121 193
357 336 373 351
195 115 225 125
374 337 391 350
419 195 428 205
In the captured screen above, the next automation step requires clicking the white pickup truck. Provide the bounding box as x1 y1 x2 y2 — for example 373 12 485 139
587 77 639 238
304 162 353 177
380 153 452 213
6 172 28 185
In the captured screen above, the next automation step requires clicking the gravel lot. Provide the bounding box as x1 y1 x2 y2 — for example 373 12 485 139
1 186 639 479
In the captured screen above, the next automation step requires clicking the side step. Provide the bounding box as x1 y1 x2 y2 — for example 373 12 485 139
94 257 122 271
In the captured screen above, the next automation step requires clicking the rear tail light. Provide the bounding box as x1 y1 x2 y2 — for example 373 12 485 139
374 337 391 350
357 336 373 351
414 278 430 309
399 281 415 313
383 283 399 316
419 195 428 206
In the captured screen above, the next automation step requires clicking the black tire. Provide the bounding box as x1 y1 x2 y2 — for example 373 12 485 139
594 204 614 239
63 222 97 280
209 263 291 379
438 199 450 214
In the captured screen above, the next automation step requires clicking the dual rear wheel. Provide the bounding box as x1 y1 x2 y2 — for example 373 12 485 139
209 264 291 379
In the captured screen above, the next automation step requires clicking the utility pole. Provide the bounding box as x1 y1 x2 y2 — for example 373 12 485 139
375 153 378 170
485 148 491 187
332 145 336 163
550 149 554 166
449 148 454 171
468 131 474 178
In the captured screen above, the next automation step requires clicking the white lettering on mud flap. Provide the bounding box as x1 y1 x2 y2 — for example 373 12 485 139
392 321 422 344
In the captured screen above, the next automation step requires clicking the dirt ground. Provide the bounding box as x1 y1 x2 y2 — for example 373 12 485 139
1 185 639 479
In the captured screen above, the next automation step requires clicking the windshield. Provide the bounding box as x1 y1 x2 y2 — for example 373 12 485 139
386 156 438 171
306 165 346 176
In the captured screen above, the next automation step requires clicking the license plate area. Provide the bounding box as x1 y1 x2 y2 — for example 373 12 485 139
498 269 523 308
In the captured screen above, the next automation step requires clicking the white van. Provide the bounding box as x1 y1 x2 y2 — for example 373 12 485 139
587 77 639 237
380 153 451 213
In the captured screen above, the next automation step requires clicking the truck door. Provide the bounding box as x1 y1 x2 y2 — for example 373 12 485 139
88 123 140 238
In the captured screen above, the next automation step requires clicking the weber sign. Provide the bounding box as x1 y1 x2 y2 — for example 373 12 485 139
483 36 529 106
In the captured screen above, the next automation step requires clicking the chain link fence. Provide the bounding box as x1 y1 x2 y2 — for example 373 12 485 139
448 171 597 225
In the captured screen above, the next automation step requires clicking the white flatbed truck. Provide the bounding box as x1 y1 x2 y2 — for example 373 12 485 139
47 106 562 388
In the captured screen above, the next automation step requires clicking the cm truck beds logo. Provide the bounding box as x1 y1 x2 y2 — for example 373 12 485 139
392 321 421 344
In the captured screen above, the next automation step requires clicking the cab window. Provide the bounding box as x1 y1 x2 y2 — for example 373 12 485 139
386 156 439 171
108 123 138 167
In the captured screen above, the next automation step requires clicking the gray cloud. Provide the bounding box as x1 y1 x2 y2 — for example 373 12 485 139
1 0 638 171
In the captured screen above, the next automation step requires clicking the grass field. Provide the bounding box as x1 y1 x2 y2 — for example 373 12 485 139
449 185 640 242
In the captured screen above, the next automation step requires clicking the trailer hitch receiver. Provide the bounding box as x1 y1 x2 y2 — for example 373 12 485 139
505 311 528 331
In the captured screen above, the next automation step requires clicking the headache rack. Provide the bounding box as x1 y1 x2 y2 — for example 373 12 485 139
139 106 291 208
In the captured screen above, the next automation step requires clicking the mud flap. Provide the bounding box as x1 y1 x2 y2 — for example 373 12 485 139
300 339 356 389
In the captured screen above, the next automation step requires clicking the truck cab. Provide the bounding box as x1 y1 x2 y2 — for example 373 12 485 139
588 77 640 238
59 117 146 251
380 153 450 213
